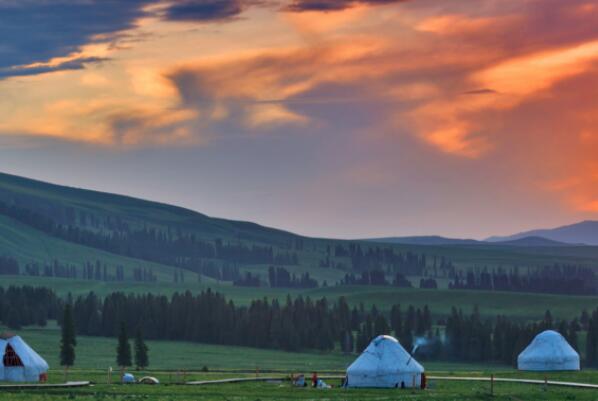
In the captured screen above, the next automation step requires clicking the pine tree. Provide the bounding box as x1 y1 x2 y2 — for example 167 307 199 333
134 327 149 370
374 315 390 336
356 328 368 352
587 310 598 367
390 304 402 339
568 321 579 352
116 322 132 368
60 304 77 376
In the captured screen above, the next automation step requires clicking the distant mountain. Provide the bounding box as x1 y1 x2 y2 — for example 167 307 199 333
365 236 481 246
487 221 598 246
491 236 573 247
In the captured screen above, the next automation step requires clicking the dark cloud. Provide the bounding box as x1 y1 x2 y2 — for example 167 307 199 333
0 0 256 79
0 57 108 79
463 88 498 95
285 0 405 12
163 0 244 22
0 0 153 77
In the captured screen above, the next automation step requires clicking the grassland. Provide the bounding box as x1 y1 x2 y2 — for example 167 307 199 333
3 323 598 400
1 377 597 401
16 323 354 371
8 323 592 374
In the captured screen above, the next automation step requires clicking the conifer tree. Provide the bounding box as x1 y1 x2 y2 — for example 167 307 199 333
390 304 402 338
117 322 132 368
60 303 77 378
134 327 149 370
586 310 598 367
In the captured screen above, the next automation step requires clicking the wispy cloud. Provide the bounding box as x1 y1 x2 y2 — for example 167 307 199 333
0 57 108 79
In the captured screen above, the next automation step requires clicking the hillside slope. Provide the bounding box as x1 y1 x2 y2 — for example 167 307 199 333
0 213 193 282
0 172 297 245
0 171 312 285
2 171 598 294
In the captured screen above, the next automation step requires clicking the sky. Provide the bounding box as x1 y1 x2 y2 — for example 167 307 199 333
1 0 598 240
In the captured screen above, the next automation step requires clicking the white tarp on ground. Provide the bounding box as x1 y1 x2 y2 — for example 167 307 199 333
0 335 49 382
517 330 580 371
346 335 424 388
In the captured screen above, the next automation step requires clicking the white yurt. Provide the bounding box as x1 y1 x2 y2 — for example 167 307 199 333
517 330 580 371
346 335 425 388
0 333 49 382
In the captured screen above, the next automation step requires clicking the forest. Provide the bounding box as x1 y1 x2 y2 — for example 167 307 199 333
449 264 596 295
2 285 598 367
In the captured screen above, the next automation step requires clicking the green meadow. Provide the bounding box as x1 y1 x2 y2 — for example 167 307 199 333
1 378 597 401
1 323 597 401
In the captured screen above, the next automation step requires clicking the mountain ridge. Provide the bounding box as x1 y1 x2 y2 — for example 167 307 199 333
486 220 598 246
364 236 481 246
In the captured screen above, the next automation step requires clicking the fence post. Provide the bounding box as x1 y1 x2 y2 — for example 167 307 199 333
490 374 494 396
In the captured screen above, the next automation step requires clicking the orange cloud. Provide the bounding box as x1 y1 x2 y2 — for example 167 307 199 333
474 40 598 96
1 0 598 222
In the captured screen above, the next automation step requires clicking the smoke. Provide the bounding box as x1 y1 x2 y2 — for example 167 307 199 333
411 336 430 354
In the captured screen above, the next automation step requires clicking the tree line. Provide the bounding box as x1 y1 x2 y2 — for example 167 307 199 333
449 264 596 295
334 244 433 275
0 286 61 329
339 271 414 287
2 285 597 367
65 288 596 365
268 266 318 288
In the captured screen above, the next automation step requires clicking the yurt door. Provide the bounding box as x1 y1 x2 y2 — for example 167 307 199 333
3 344 25 381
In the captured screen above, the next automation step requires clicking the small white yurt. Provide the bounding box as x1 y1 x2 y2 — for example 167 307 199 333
0 333 49 382
346 335 425 388
517 330 580 371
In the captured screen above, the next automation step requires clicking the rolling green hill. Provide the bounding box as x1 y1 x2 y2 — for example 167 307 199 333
0 171 296 244
0 213 195 282
0 171 597 299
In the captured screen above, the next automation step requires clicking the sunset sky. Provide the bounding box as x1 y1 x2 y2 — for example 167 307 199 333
1 0 598 239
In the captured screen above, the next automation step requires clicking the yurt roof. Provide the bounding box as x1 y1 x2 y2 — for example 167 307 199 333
517 330 579 370
347 335 424 374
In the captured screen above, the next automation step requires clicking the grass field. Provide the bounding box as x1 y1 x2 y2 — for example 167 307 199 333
16 323 354 371
9 324 595 376
3 323 598 400
1 370 597 400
